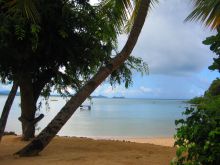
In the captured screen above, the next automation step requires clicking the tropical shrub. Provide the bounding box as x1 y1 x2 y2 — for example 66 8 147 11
172 95 220 165
187 96 204 105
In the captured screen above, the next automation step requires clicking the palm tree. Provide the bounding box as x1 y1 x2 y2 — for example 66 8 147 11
100 0 157 32
15 0 153 156
7 0 40 23
3 0 147 140
0 82 18 141
1 0 136 140
186 0 220 29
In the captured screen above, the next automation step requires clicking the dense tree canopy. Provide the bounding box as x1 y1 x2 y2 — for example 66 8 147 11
0 0 147 96
14 0 151 156
205 78 220 97
1 0 114 90
0 0 148 139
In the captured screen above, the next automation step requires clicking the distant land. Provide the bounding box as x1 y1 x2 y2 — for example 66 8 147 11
91 95 125 99
0 92 110 98
0 90 20 96
91 95 108 98
0 91 189 100
112 96 125 99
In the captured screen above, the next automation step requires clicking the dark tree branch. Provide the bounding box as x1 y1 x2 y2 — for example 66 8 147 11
19 114 44 125
33 114 44 125
33 69 57 103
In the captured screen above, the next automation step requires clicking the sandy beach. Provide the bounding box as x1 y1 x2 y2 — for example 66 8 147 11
0 135 176 165
91 136 175 147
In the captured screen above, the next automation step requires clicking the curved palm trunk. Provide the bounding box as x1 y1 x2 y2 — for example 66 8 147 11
0 82 18 142
15 0 150 156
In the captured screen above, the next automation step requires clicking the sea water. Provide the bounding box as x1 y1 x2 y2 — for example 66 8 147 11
0 96 190 137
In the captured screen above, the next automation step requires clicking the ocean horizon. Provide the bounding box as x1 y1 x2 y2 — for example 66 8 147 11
1 96 190 138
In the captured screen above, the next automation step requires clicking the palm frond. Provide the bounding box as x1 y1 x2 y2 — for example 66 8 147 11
99 0 158 34
98 0 133 33
8 0 40 23
125 0 158 33
186 0 220 29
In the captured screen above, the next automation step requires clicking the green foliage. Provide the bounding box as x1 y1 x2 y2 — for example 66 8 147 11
173 84 220 164
187 79 220 105
203 28 220 72
99 0 135 33
9 0 40 23
185 0 220 29
205 78 220 97
173 21 220 164
187 96 204 105
30 24 40 51
100 0 158 33
15 25 26 40
125 0 158 33
0 0 147 99
109 56 148 88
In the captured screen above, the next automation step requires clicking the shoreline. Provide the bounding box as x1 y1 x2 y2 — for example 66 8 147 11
75 136 175 147
6 134 175 147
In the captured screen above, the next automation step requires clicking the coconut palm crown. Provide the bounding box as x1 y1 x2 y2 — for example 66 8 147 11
186 0 220 29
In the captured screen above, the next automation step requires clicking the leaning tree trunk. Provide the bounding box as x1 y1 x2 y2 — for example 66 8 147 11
0 82 18 142
15 0 150 156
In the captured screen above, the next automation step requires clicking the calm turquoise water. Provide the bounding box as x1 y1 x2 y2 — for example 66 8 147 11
0 96 189 137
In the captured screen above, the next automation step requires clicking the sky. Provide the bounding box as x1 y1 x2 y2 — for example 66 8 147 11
0 0 219 99
92 0 219 99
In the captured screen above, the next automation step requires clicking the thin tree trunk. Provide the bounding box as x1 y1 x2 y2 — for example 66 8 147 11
0 82 18 142
15 0 150 156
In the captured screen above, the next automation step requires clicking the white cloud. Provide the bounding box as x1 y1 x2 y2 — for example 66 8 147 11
118 0 215 76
